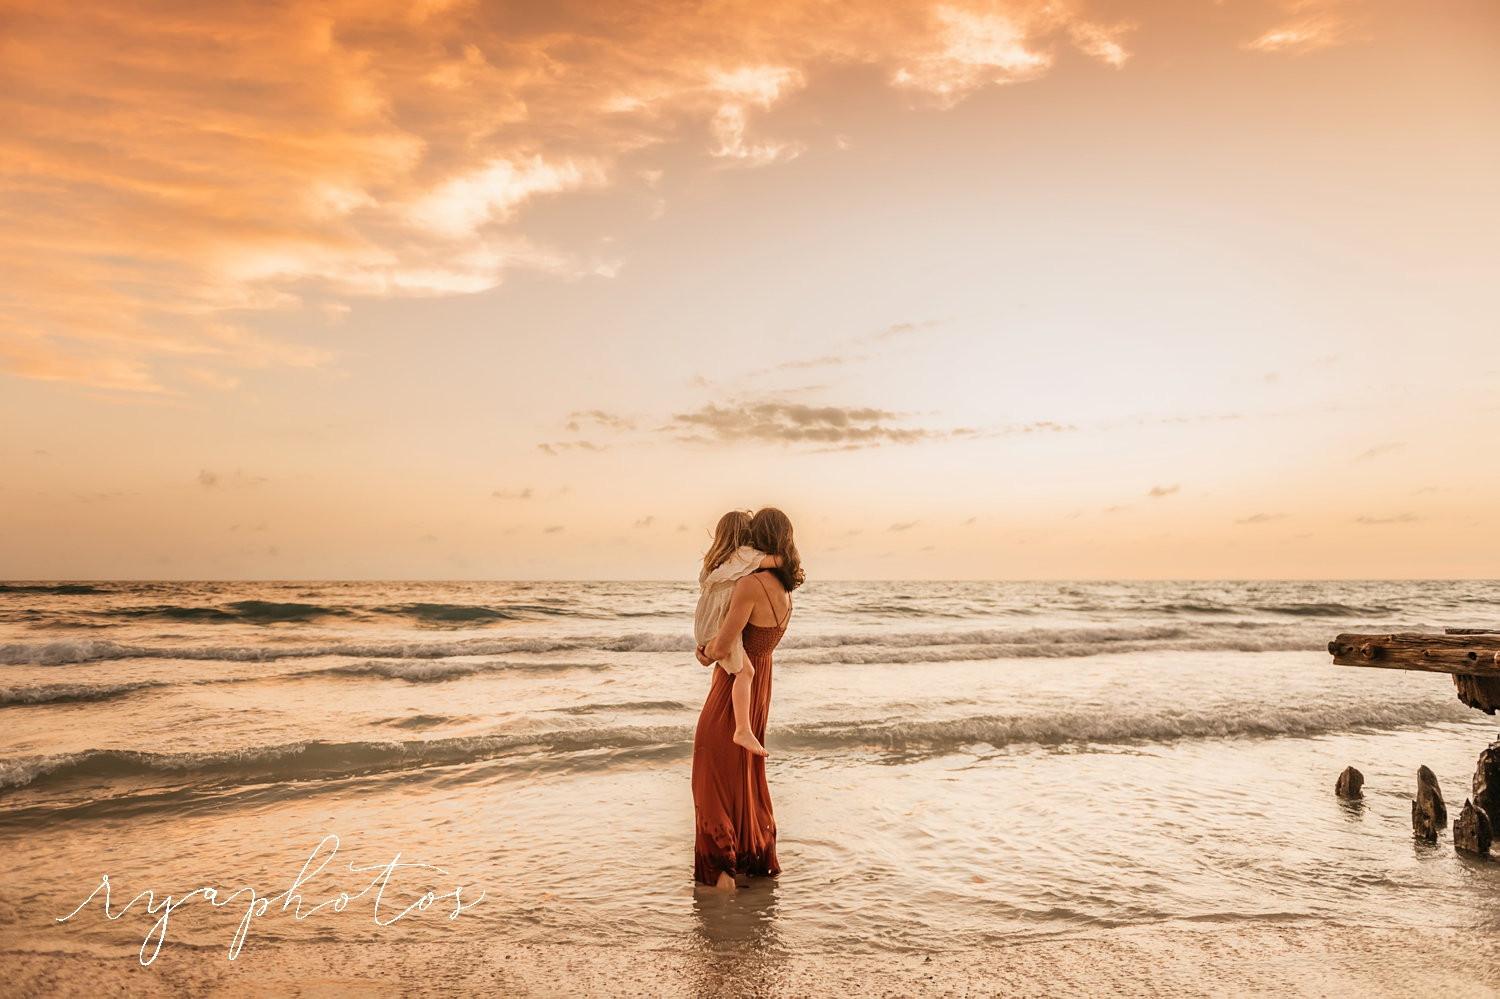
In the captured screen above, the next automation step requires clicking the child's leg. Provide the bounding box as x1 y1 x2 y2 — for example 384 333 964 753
730 662 768 757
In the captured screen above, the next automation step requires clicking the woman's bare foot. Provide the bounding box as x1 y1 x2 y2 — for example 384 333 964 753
732 728 769 757
714 871 737 892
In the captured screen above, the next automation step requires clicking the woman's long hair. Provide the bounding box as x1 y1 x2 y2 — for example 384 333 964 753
749 507 804 591
702 510 752 574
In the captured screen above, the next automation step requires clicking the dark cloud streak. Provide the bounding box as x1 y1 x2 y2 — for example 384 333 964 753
669 402 935 446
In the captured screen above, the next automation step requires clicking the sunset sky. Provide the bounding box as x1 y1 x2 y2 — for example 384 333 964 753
1 0 1497 580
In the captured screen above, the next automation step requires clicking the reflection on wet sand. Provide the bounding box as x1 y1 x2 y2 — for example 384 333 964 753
686 877 784 997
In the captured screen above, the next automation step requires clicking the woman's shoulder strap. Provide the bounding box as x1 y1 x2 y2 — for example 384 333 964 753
752 570 789 629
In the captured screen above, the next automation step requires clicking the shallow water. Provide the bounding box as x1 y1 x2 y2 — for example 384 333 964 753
1 580 1497 970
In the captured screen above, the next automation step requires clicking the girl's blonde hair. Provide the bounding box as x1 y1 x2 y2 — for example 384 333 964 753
703 510 752 573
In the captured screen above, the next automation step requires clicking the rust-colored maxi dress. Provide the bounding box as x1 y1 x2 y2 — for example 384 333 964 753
691 585 787 885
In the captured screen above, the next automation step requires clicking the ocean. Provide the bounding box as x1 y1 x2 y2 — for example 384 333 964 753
2 580 1498 995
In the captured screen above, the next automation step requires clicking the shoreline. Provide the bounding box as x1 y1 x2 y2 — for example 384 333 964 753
8 920 1500 998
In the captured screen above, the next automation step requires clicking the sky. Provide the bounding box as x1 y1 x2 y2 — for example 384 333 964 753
1 0 1497 580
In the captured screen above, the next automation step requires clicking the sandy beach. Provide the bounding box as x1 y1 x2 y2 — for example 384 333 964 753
10 923 1500 998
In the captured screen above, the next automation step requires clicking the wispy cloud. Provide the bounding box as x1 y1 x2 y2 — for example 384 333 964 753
1147 485 1179 498
891 6 1091 103
542 388 1076 452
1155 413 1244 426
889 520 918 531
1354 442 1405 461
538 441 606 456
1354 513 1420 525
874 320 933 340
492 488 533 500
741 319 941 380
745 354 862 379
1236 513 1287 524
565 411 638 433
668 401 980 448
1244 1 1366 54
198 469 267 489
708 66 806 165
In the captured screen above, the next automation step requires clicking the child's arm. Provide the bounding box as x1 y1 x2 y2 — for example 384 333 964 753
703 547 762 585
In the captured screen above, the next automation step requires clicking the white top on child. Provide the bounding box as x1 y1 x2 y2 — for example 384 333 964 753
694 545 767 676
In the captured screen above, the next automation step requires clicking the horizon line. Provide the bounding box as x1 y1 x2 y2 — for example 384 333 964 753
5 577 1499 585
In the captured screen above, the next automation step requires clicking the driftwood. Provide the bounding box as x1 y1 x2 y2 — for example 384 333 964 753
1413 765 1447 842
1327 629 1500 714
1335 766 1364 799
1476 741 1500 819
1453 800 1492 856
1327 631 1500 857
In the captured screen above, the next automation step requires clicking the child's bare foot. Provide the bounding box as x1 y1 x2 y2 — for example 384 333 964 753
714 871 737 892
732 728 769 757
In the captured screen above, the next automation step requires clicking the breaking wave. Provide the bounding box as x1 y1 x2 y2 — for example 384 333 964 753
313 659 611 682
0 727 691 795
774 700 1474 752
0 681 168 707
378 603 516 624
1 696 1471 800
1254 603 1399 618
0 637 578 667
0 624 1329 667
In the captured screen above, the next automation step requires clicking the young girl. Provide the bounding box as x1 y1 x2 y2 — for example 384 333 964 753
695 510 780 757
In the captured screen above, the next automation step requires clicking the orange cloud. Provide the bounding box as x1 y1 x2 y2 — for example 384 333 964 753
1 0 1140 393
1243 1 1366 54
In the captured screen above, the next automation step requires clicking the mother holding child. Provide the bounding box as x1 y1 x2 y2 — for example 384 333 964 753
691 506 802 891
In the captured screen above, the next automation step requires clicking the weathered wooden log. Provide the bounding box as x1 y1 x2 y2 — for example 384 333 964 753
1328 631 1500 713
1335 766 1364 799
1413 765 1447 842
1453 800 1492 856
1328 633 1500 674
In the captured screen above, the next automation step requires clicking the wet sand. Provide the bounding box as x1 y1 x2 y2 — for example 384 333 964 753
9 921 1500 998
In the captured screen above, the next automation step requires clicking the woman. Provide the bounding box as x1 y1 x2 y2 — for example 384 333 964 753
692 506 803 891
